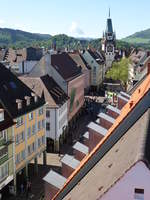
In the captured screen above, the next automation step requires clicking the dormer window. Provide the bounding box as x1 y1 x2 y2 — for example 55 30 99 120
39 107 43 116
16 99 22 110
134 188 144 200
31 93 38 103
0 109 4 122
25 96 31 106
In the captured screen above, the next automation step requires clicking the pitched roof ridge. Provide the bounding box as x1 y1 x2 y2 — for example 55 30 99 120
135 109 150 162
39 77 57 107
53 74 150 200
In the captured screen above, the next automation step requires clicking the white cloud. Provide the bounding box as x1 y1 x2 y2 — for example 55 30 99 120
69 21 84 36
0 19 5 25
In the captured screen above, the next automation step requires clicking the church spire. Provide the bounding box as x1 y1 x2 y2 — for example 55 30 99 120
109 8 110 18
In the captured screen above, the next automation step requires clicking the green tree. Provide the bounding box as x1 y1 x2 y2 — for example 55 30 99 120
106 58 130 86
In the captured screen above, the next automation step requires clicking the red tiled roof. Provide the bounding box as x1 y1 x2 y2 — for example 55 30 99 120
53 73 150 199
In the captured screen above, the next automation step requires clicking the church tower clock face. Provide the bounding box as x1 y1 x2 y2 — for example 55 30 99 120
107 45 113 52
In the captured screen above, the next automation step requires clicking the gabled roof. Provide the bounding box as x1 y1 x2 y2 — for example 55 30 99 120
97 112 115 124
61 154 80 169
29 52 82 82
73 142 89 155
0 63 45 118
68 52 89 71
43 170 67 189
6 47 42 64
87 49 104 65
51 52 82 81
40 75 68 105
20 74 68 108
63 109 150 200
53 74 150 200
0 104 15 131
87 122 107 136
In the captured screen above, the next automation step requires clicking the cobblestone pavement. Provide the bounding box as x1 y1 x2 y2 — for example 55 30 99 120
4 97 104 200
5 153 61 200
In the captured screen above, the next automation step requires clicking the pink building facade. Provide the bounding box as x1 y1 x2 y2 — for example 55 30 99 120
68 74 84 121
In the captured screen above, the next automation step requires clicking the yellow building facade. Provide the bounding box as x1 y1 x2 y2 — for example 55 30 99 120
13 106 46 178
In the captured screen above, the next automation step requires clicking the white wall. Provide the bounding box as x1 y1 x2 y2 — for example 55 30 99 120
100 161 150 200
46 101 68 141
82 51 103 86
105 46 115 70
57 101 68 140
18 61 38 74
46 108 56 140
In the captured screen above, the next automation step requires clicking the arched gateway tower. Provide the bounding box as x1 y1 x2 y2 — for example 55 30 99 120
101 9 116 69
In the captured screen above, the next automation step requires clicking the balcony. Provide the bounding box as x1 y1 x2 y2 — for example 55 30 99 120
0 154 8 165
0 137 13 147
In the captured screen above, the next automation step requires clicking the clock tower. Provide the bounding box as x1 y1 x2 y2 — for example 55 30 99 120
102 9 116 70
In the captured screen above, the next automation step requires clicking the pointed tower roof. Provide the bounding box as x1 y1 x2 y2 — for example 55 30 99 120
106 8 113 33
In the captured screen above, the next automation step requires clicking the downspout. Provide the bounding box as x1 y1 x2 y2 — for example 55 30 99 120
55 108 57 151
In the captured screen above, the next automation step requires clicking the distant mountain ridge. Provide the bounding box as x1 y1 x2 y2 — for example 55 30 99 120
0 28 51 46
122 28 150 45
0 27 130 50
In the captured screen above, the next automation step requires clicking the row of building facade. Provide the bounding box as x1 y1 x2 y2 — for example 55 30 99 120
0 64 46 194
42 60 150 200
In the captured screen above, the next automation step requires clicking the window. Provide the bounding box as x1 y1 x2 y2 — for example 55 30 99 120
28 127 31 138
29 112 33 120
28 145 31 156
16 153 21 164
15 131 24 145
0 146 7 158
134 188 144 200
3 130 8 142
38 121 41 131
32 124 36 135
0 132 3 138
38 138 41 147
42 120 45 129
21 131 24 141
15 134 19 145
0 111 4 122
0 163 8 181
21 150 25 160
46 110 50 118
16 117 23 127
42 136 45 144
32 142 35 152
38 108 43 116
46 122 50 131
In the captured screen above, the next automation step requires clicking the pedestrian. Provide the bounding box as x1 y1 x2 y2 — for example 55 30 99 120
26 180 30 199
28 180 31 193
20 183 24 194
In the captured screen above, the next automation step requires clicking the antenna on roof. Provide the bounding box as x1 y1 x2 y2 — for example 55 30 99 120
109 7 110 18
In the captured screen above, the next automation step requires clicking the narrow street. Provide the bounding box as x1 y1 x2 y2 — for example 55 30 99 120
6 96 105 200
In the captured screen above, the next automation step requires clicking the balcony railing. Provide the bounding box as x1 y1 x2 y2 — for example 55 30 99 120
0 138 13 147
0 154 8 165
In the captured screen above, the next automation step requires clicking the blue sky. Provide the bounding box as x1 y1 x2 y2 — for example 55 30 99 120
1 0 150 39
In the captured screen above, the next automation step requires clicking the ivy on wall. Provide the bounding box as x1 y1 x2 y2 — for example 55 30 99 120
70 88 76 112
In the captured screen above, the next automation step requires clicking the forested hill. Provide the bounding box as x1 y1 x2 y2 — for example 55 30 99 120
122 28 150 48
0 28 130 50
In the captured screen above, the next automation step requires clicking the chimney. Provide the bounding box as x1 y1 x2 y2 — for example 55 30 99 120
16 99 22 110
31 93 38 103
147 51 150 57
24 96 31 106
0 109 4 122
